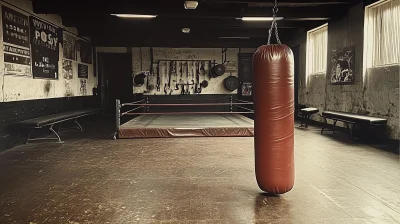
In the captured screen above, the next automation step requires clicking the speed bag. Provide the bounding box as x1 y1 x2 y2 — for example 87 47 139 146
252 44 295 194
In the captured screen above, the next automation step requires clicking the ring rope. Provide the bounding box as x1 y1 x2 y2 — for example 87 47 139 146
236 106 254 112
121 99 145 107
236 99 252 103
121 106 144 116
125 111 254 116
122 102 253 107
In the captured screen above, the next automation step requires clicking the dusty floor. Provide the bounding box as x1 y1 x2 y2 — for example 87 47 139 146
0 119 399 224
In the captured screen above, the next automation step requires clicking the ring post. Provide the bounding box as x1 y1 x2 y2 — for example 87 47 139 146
229 96 233 112
145 97 149 113
114 99 120 139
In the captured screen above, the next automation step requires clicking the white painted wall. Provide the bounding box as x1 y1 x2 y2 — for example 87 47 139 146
132 47 248 95
0 0 97 102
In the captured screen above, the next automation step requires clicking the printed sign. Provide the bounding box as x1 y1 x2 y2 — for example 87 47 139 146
2 6 29 48
63 32 76 60
78 63 88 78
77 39 92 64
30 16 60 79
2 6 31 76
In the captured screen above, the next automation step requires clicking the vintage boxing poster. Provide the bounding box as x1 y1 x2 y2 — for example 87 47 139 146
62 59 74 80
30 16 60 79
63 32 76 60
2 6 31 76
330 46 355 85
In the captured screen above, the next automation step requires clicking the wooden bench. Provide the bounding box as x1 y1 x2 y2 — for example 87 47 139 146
299 107 319 128
321 111 387 138
19 108 100 143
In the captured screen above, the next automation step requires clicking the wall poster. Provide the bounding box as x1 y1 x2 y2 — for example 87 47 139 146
62 59 74 80
30 16 60 79
79 79 87 95
242 82 252 96
330 46 355 85
78 63 88 78
76 39 92 64
2 6 31 76
62 32 76 60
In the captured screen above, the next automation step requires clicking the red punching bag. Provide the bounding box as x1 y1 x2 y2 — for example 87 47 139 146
253 38 295 193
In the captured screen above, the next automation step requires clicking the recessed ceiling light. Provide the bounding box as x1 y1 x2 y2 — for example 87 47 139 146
184 1 198 9
182 28 191 33
111 14 157 18
240 17 284 21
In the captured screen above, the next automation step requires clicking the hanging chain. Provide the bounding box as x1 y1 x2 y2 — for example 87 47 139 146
267 0 281 45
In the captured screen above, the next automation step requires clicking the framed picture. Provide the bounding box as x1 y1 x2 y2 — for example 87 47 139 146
242 82 252 96
330 46 355 84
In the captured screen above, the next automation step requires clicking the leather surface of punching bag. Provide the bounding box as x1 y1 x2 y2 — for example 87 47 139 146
253 44 294 194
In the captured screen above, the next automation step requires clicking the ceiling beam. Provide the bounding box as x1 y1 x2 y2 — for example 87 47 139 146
61 15 313 30
33 1 345 19
206 0 351 5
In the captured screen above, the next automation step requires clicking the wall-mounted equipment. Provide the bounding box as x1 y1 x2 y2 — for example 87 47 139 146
210 64 225 78
133 72 147 87
224 75 239 91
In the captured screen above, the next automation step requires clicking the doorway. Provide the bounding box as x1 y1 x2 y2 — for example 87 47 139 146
98 52 133 115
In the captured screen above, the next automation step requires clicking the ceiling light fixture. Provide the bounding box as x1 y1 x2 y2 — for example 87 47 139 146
182 28 191 33
111 14 157 18
240 17 284 21
184 1 198 9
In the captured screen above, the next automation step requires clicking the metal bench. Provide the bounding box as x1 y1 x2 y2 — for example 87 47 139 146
321 111 387 138
19 108 100 143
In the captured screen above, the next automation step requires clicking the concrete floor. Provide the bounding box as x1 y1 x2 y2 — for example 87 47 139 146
0 120 399 224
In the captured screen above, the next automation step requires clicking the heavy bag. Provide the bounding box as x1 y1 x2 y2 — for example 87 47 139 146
252 44 295 194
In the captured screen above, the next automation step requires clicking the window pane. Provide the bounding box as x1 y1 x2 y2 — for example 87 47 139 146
307 25 328 75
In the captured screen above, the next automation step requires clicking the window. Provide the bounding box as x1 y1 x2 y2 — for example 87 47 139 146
306 24 328 80
364 0 400 68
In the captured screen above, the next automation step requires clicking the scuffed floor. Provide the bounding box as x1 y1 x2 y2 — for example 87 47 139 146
0 120 399 223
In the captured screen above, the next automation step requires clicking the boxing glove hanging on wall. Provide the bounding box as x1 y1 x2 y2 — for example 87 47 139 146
252 0 295 194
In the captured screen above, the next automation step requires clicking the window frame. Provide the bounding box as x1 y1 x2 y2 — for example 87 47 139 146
363 0 400 71
305 23 328 86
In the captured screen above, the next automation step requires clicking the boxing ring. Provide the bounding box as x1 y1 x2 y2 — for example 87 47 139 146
114 97 254 139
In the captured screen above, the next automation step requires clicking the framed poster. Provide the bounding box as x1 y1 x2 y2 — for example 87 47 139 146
77 39 92 64
330 46 355 85
63 32 76 60
2 6 31 76
78 63 88 78
30 16 60 79
242 82 252 96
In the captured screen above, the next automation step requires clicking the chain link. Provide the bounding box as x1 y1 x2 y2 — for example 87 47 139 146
267 0 281 45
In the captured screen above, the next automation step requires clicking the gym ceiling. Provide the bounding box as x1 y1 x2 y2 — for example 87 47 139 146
31 0 359 47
